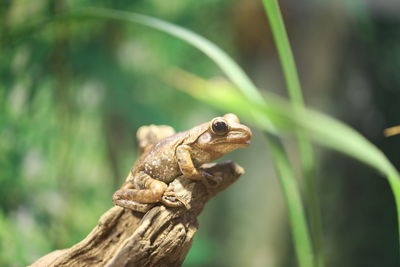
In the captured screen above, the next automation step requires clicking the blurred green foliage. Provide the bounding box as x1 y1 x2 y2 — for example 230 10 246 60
1 1 400 267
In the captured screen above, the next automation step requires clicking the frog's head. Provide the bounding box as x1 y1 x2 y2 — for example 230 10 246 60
195 113 252 156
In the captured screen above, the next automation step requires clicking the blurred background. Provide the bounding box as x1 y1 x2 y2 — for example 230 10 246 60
1 0 400 266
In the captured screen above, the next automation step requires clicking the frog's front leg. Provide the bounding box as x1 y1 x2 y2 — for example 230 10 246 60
112 171 168 212
176 145 220 188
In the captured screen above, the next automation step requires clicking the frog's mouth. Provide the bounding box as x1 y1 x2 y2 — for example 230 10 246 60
234 139 251 147
211 134 251 146
225 127 252 146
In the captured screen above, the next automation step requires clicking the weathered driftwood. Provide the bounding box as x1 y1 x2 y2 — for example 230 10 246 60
30 125 244 267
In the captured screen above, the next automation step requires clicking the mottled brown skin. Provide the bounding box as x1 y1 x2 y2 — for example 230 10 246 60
112 113 252 212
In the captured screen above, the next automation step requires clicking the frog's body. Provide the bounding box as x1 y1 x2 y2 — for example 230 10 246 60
135 131 186 183
112 113 251 212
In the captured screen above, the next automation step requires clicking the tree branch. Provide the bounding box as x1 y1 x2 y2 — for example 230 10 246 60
30 162 243 267
30 125 244 267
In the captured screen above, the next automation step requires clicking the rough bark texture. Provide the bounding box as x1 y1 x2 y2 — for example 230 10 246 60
29 125 244 267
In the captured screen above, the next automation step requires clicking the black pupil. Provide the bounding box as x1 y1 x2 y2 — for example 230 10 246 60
212 121 228 134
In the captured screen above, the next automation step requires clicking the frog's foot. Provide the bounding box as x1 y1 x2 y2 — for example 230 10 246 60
161 191 190 210
200 171 223 191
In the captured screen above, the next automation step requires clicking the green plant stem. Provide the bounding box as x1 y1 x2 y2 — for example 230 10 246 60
261 0 303 105
265 134 314 267
261 1 324 266
388 174 400 249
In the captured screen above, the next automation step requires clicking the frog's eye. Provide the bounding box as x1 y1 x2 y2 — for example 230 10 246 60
211 118 229 135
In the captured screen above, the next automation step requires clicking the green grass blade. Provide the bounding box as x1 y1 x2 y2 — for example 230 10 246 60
75 8 282 135
261 0 304 106
80 9 263 103
261 1 323 265
266 133 314 267
167 71 400 253
171 72 399 183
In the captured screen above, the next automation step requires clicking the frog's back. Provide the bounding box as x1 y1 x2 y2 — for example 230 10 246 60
135 131 188 182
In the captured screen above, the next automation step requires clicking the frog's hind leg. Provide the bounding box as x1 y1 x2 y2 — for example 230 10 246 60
112 172 167 213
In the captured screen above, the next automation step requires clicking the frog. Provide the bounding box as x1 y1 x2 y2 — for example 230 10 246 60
112 113 252 212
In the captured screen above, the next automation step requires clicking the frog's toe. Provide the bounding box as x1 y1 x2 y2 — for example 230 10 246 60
161 191 190 210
